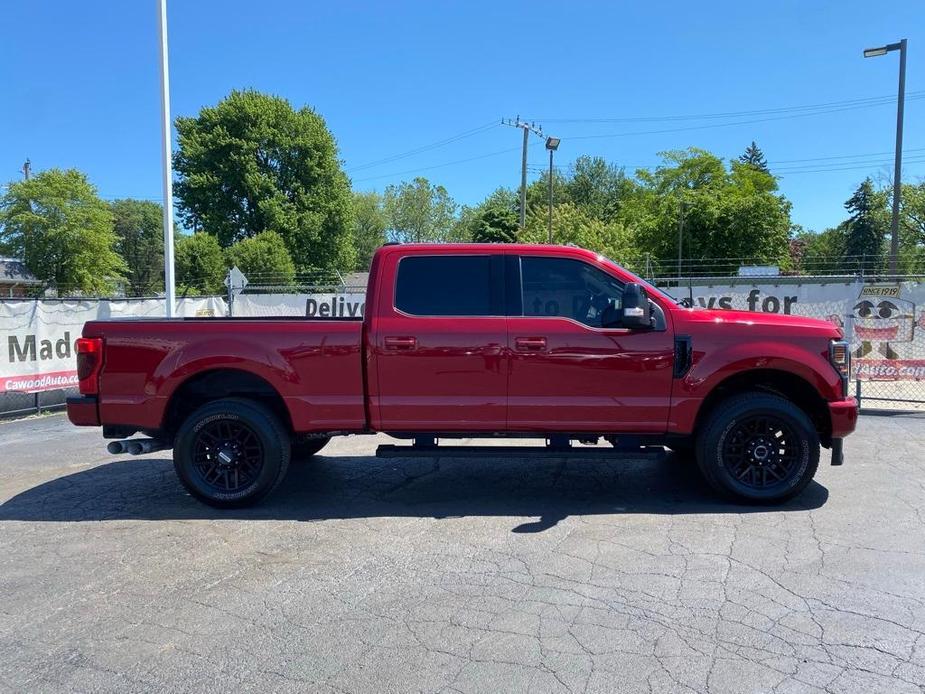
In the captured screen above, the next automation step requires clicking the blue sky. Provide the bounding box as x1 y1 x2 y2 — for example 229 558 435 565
1 0 922 233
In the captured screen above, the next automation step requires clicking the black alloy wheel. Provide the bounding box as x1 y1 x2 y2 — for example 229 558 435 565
192 417 265 494
720 414 799 490
173 398 291 508
696 392 819 503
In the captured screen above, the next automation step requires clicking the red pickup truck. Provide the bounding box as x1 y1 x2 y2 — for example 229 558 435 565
68 243 858 507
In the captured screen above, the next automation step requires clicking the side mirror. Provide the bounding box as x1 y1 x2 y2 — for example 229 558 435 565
618 282 652 330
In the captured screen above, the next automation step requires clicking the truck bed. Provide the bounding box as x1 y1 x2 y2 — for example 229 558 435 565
82 318 367 433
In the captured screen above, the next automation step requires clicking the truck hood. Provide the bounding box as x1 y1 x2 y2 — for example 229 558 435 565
676 307 843 339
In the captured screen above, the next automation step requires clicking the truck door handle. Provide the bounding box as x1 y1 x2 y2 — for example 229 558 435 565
385 336 417 350
515 337 547 351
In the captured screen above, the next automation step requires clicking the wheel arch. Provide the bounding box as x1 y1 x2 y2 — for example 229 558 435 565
162 368 293 440
693 369 832 446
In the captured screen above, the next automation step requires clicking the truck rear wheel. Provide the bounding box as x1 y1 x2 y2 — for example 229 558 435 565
173 398 291 508
695 393 819 504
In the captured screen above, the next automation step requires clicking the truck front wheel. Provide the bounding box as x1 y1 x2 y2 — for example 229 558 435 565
173 398 291 508
695 393 819 504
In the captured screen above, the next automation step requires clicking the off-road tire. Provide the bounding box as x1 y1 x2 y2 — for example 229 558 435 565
695 392 819 504
173 397 291 508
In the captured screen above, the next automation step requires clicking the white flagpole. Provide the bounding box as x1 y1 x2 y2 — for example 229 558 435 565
157 0 176 317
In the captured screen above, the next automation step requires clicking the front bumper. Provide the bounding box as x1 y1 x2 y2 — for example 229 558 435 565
829 397 859 438
66 395 100 426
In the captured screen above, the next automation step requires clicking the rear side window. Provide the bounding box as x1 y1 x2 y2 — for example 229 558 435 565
395 255 494 316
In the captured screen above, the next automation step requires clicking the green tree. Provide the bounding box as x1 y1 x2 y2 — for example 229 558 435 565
352 191 388 269
224 230 295 285
739 141 769 173
525 170 570 219
384 177 459 243
901 182 925 241
898 182 925 273
455 188 518 241
173 89 355 271
522 202 640 268
471 205 519 243
110 199 164 296
796 225 848 274
626 148 791 272
0 169 125 294
844 178 886 272
565 156 633 222
175 232 225 294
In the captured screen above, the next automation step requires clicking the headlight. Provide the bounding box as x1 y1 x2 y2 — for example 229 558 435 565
829 339 850 396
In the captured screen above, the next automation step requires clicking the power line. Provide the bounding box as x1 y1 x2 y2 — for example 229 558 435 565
346 120 499 172
530 91 925 124
350 144 532 183
349 95 924 183
561 94 925 142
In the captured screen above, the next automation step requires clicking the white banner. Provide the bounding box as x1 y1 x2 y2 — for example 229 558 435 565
670 280 925 380
232 293 366 318
0 297 224 393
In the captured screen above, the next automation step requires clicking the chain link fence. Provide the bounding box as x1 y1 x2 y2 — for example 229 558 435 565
6 263 925 418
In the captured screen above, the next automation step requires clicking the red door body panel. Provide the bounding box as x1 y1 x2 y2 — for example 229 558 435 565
506 318 675 432
366 250 508 432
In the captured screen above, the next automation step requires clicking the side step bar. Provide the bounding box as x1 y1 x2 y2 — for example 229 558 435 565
376 444 665 459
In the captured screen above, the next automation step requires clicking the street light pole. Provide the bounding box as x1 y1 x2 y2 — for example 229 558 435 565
545 137 560 244
864 38 907 275
158 0 176 316
677 198 685 281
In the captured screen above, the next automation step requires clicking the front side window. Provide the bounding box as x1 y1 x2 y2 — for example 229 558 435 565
395 255 494 316
521 256 623 327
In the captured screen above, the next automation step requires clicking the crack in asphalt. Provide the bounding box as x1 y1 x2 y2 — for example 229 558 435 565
0 415 924 693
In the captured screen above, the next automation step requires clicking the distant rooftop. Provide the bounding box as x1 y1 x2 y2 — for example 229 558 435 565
0 259 41 286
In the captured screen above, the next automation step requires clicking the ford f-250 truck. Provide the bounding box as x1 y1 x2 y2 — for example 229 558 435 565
67 243 858 508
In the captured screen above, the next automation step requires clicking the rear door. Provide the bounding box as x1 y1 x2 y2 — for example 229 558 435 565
506 254 675 433
372 253 508 432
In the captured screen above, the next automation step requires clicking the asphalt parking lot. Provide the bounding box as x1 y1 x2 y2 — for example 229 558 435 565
1 414 924 693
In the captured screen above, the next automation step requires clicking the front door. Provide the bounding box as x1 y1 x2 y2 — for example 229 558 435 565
373 253 508 432
506 255 675 433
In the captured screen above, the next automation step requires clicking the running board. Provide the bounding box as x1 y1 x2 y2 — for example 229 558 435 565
375 444 666 459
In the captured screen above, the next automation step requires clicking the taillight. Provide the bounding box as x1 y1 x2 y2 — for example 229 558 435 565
829 339 850 397
76 337 103 395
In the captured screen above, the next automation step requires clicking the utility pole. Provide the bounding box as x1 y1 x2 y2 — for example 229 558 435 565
22 159 31 180
502 117 544 229
158 0 177 317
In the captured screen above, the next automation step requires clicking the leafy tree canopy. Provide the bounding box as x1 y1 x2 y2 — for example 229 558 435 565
565 156 633 222
224 230 295 285
110 199 164 296
471 205 519 243
173 89 355 271
352 191 388 270
0 168 125 294
522 202 640 268
384 177 459 243
626 148 790 270
843 178 887 271
175 232 225 295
